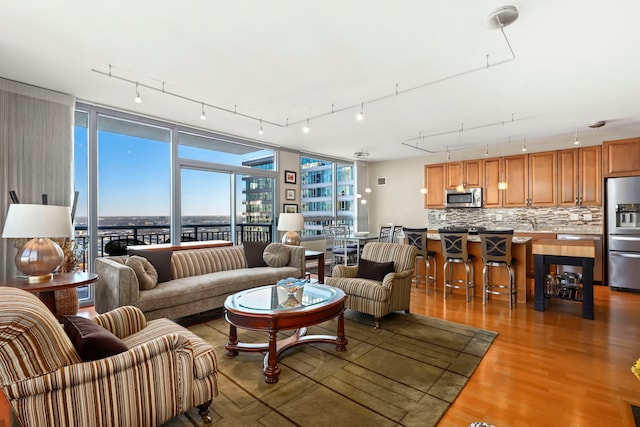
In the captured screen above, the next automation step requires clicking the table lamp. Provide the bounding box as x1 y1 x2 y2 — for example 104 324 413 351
2 204 73 282
277 213 304 245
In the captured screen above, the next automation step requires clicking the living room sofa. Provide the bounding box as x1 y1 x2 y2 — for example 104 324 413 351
95 243 306 320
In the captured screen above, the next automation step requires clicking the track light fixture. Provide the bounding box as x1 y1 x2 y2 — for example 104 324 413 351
134 82 142 104
484 144 489 156
356 103 364 121
200 102 206 120
258 120 264 135
521 139 527 152
303 119 310 134
574 130 580 145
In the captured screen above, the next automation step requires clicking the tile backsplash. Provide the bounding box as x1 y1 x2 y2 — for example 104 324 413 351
427 205 603 234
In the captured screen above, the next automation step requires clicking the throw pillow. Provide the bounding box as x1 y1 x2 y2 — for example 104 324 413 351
63 315 128 362
243 241 270 268
263 243 291 268
125 255 158 290
357 258 395 282
127 248 172 283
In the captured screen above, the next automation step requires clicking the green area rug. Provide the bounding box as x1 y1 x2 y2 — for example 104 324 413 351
162 311 497 427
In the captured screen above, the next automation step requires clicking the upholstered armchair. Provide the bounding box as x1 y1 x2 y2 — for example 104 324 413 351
0 286 218 427
326 242 418 328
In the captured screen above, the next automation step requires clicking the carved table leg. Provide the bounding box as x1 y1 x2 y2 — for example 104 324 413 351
335 308 348 352
263 330 281 383
226 324 239 356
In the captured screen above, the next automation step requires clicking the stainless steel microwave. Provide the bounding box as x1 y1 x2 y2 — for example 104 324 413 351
444 187 483 208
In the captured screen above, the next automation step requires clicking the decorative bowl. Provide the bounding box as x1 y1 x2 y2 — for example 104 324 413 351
277 277 307 294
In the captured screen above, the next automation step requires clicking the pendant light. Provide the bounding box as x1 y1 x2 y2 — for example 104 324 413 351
134 82 142 104
574 130 580 145
498 142 508 190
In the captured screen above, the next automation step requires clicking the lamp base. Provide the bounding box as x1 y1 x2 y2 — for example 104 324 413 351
15 238 63 280
281 231 300 246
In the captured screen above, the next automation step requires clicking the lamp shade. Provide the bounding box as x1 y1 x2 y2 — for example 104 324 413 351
277 213 304 232
2 204 73 238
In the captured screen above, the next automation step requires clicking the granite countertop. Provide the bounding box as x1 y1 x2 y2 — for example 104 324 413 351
427 233 531 244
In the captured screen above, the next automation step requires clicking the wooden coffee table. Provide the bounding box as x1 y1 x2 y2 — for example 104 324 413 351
224 283 347 384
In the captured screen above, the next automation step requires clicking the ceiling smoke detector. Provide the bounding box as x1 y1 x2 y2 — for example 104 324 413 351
487 5 519 29
354 150 370 159
589 120 606 129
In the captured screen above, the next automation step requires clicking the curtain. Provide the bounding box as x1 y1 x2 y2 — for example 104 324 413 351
0 77 75 279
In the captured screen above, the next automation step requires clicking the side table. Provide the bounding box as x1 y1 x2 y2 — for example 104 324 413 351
1 272 98 318
305 250 325 283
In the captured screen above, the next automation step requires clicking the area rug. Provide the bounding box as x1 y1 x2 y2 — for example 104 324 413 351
161 311 497 427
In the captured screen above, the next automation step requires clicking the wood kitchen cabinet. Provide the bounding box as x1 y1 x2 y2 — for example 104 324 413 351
445 160 483 189
503 152 557 207
603 137 640 178
424 163 445 208
483 157 503 207
558 146 602 206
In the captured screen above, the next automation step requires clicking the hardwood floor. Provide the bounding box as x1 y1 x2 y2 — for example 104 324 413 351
413 283 640 427
81 283 640 426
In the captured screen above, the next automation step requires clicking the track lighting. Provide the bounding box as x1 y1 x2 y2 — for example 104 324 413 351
574 130 580 145
258 120 264 135
484 145 489 156
200 102 206 120
521 139 527 152
365 187 372 193
420 188 427 195
303 119 310 134
356 103 364 121
446 147 451 161
134 82 142 104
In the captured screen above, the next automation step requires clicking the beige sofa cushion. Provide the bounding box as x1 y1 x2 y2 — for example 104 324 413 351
125 255 158 290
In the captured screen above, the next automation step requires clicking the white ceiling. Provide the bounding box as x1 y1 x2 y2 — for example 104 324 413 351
2 1 640 162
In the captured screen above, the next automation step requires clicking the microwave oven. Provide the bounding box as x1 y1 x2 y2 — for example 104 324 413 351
444 187 483 208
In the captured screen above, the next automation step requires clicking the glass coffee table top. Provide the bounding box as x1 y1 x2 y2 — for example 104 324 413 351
236 283 339 311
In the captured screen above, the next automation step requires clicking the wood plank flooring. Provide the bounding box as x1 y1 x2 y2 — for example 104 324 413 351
413 283 640 427
81 283 640 426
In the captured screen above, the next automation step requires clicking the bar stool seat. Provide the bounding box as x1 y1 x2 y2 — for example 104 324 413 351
402 227 437 294
479 229 516 309
438 228 474 302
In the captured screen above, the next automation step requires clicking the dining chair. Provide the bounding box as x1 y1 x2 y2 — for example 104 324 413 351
377 223 394 243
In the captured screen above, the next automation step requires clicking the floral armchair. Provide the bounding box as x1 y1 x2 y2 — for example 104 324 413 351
326 242 418 328
0 286 218 427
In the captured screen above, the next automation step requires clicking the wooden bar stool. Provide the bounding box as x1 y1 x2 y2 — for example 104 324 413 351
479 229 516 309
403 227 437 294
438 228 474 302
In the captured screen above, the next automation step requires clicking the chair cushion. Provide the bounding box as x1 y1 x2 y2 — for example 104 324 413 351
357 258 395 281
63 315 128 362
125 255 158 290
263 243 291 267
127 248 173 283
243 241 269 267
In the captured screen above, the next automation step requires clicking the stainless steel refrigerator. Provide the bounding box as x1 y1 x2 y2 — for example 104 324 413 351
607 176 640 291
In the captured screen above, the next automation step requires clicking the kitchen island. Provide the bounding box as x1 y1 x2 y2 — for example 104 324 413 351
426 233 532 304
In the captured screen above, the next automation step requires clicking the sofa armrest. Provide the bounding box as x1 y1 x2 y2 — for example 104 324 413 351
286 245 307 278
94 257 140 315
94 306 148 339
331 265 358 278
381 268 414 289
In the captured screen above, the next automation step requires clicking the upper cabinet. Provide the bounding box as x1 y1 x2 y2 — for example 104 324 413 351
604 137 640 178
445 160 483 189
483 157 502 207
528 151 557 207
424 163 445 208
503 154 529 207
558 146 602 206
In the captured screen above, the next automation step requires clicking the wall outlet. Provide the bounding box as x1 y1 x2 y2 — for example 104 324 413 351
439 214 446 220
583 213 593 221
570 214 579 221
496 214 503 221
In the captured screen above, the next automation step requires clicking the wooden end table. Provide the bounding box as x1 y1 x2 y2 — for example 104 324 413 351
224 283 347 384
1 272 98 317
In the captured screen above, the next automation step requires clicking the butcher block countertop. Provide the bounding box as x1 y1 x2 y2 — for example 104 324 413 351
532 239 595 258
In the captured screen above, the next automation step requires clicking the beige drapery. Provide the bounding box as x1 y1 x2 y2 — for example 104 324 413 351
0 77 75 279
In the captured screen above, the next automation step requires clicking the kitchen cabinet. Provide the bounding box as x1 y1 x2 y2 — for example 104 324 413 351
445 160 483 189
483 157 503 207
503 152 557 207
424 163 445 208
558 146 602 206
603 137 640 178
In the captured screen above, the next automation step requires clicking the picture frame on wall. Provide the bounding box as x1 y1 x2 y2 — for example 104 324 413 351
285 189 296 200
283 203 298 213
284 170 297 184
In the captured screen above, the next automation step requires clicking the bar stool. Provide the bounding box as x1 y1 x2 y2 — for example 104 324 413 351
438 228 474 302
479 229 516 309
402 227 437 294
